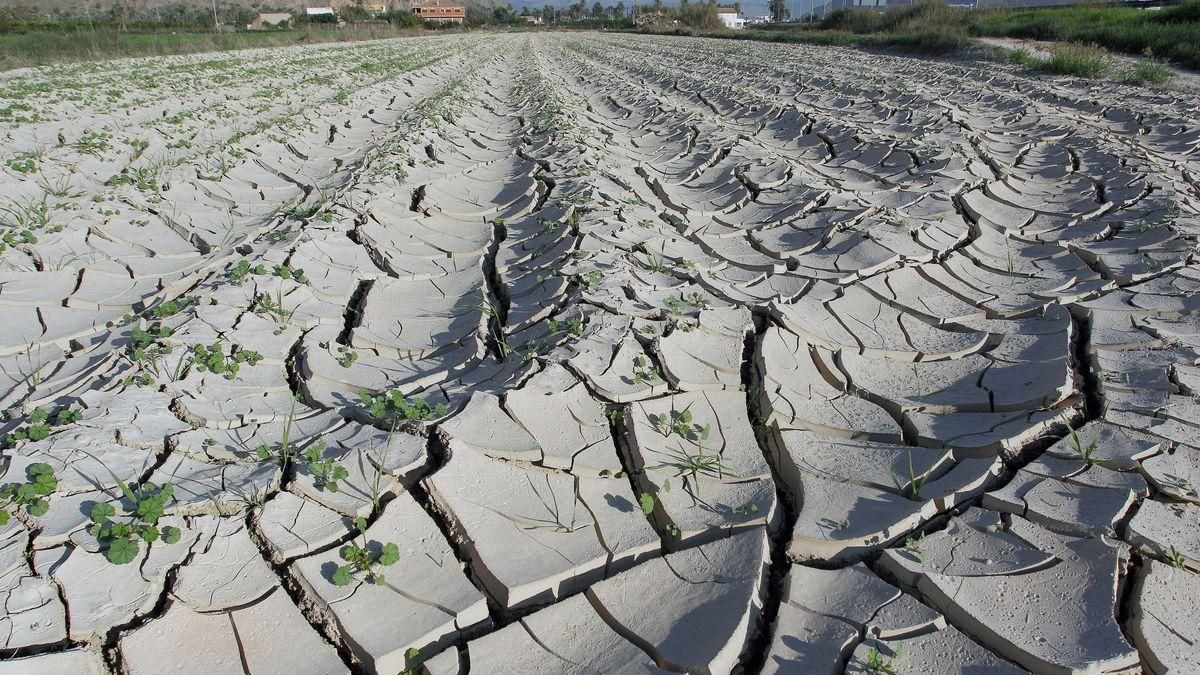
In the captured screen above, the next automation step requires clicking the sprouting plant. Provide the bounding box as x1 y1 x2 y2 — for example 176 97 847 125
35 172 84 199
403 648 424 675
305 443 349 493
1166 546 1188 570
359 390 447 424
1 407 81 448
864 647 897 673
226 258 268 284
1 194 56 252
190 342 263 380
632 355 661 385
638 492 656 516
647 440 735 499
5 151 40 174
891 449 929 500
73 131 111 156
663 292 710 317
572 270 602 289
0 463 57 525
641 248 673 273
262 227 292 243
1068 427 1100 466
651 405 710 441
1005 237 1017 287
904 533 926 563
282 187 332 221
84 454 181 565
274 264 308 284
255 398 304 470
251 288 296 329
332 517 400 586
548 316 583 337
149 295 197 319
337 346 359 368
470 297 514 360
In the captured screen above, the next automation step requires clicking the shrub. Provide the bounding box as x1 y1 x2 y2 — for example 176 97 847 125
820 8 884 33
1038 43 1110 77
1119 59 1174 86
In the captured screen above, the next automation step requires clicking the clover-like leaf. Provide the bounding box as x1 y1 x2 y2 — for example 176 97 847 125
638 492 655 516
90 502 116 524
105 537 140 565
162 526 182 545
331 565 354 587
379 542 400 567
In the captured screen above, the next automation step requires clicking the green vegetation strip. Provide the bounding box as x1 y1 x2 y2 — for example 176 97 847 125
635 0 1200 70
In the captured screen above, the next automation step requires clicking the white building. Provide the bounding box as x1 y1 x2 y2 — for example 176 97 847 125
716 6 746 29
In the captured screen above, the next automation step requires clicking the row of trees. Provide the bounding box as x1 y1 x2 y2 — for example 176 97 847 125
527 0 747 26
1 0 776 33
0 2 290 31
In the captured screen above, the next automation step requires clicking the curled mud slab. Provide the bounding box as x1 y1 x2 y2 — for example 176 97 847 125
0 31 1198 674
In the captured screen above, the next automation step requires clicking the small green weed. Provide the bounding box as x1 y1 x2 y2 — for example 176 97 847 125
332 517 400 586
0 463 57 524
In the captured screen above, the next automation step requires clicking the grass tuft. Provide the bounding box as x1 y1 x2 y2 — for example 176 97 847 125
1037 43 1110 77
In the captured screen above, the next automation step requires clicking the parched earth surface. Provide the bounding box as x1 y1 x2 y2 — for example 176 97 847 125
0 30 1198 674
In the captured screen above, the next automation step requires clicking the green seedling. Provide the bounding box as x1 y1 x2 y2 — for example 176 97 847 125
641 248 673 273
572 270 602 289
190 342 263 380
83 453 180 565
0 463 57 525
251 288 296 328
274 264 308 284
1068 427 1101 466
638 492 656 516
2 407 81 447
864 647 898 673
548 316 584 337
632 355 661 385
1167 546 1188 570
305 444 349 493
226 258 268 284
149 296 197 319
891 449 929 500
403 647 424 675
652 405 710 441
647 440 735 499
904 533 926 563
663 292 710 317
332 517 400 586
337 346 359 368
255 399 304 470
359 390 447 424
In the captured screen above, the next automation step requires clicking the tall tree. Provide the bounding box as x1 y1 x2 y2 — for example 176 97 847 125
769 0 788 22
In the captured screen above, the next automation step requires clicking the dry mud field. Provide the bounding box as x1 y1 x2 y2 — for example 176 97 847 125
0 30 1197 674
